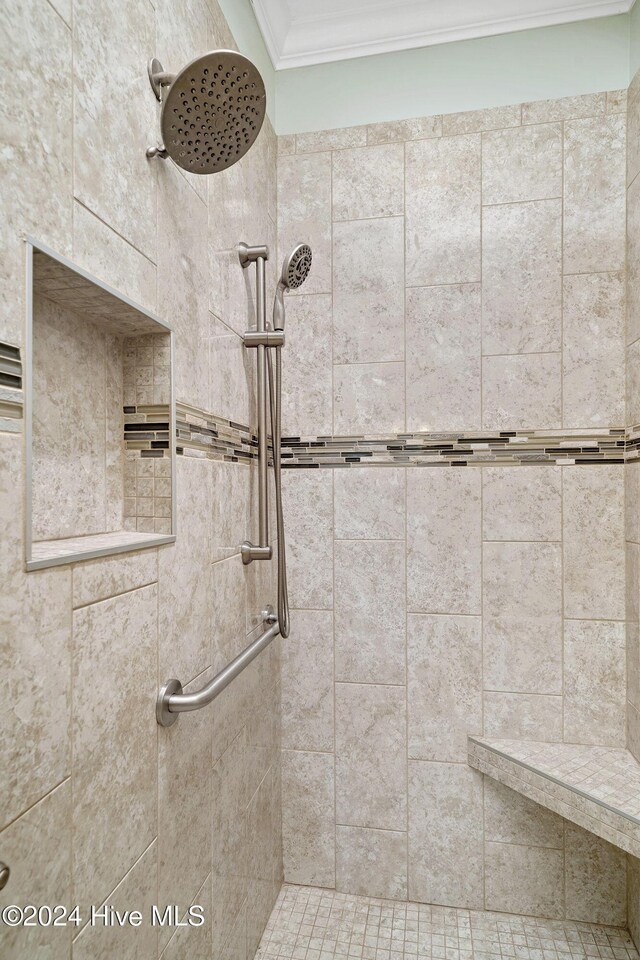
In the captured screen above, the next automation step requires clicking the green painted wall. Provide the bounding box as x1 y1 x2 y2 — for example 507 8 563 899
631 0 640 76
217 0 277 121
275 16 629 134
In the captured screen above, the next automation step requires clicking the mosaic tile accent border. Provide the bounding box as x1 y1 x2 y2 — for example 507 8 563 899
0 341 23 433
124 404 171 458
175 401 260 464
281 428 627 468
469 737 640 859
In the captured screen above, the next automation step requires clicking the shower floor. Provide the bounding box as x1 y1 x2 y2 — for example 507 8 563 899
256 884 639 960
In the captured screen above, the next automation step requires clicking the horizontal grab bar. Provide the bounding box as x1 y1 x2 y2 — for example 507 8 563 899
156 608 280 726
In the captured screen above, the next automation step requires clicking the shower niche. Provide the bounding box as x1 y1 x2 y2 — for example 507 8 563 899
24 238 176 571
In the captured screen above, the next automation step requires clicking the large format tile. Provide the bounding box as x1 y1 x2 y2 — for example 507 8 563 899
482 123 562 204
334 467 405 540
72 548 158 608
367 114 442 143
335 683 406 831
483 542 562 695
278 152 332 295
282 750 335 888
407 469 481 615
406 135 481 285
484 842 564 918
408 761 484 909
281 610 334 752
482 466 561 542
564 823 626 926
1 437 72 829
522 92 606 123
0 782 71 960
482 199 561 355
335 540 405 684
408 614 482 761
563 465 625 621
72 584 157 911
563 272 625 427
482 354 561 430
563 115 626 275
333 217 404 364
281 295 333 437
332 144 404 220
334 362 405 434
484 779 564 848
212 731 249 959
336 826 407 901
406 284 481 432
282 471 333 609
483 692 563 741
73 0 156 260
628 174 640 349
563 620 626 746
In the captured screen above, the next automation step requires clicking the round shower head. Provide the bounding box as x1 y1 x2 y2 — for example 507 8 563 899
153 50 266 175
281 244 313 290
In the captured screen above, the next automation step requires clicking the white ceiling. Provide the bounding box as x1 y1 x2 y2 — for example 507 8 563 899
250 0 632 69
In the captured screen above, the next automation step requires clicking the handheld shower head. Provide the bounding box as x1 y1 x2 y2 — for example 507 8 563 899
147 50 266 174
273 244 313 330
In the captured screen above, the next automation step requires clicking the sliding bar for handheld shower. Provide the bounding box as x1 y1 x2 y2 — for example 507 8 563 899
238 242 272 564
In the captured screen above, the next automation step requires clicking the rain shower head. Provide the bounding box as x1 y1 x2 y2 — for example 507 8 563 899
146 50 266 175
273 245 312 331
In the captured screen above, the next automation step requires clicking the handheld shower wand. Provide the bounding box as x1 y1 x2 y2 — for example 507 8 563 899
267 245 312 638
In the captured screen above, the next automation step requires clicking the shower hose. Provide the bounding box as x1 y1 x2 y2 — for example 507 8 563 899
266 337 290 639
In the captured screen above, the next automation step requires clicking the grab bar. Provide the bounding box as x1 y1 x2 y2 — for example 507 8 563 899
156 607 279 726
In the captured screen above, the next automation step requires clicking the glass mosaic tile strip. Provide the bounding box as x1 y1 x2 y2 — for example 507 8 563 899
0 342 23 430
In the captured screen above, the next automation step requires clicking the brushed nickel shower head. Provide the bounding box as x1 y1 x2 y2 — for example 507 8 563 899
146 50 266 175
273 244 312 331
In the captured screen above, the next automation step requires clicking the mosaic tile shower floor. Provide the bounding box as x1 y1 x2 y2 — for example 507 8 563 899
256 885 639 960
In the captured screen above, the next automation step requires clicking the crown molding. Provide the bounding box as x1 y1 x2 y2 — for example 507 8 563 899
251 0 632 70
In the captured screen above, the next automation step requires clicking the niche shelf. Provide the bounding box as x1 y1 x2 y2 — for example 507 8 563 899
24 238 176 571
469 736 640 857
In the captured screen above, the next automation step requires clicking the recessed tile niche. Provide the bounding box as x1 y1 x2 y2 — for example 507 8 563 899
25 238 176 571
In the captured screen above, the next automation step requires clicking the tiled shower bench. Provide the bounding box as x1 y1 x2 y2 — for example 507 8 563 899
468 737 640 857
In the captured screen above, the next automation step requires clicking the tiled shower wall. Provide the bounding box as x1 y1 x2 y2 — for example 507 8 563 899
0 2 281 958
278 90 630 922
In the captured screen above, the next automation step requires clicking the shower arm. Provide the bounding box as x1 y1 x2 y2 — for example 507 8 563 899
238 242 273 564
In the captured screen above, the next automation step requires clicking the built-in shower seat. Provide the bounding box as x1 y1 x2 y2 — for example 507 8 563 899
469 736 640 857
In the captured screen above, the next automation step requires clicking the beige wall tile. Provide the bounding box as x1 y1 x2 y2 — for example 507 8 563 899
296 126 367 153
628 86 640 187
408 761 484 908
563 619 626 746
628 173 640 348
73 0 156 260
335 540 405 684
212 556 246 670
212 731 248 959
158 458 212 685
407 469 481 615
483 541 562 695
72 549 158 608
484 841 564 918
281 294 333 437
278 134 296 156
282 471 333 609
335 683 406 831
483 692 563 740
0 782 71 960
333 217 404 364
332 144 404 220
209 316 250 426
408 614 482 761
482 200 561 355
406 284 481 432
522 92 606 123
442 104 521 135
73 842 158 960
367 115 442 144
282 750 335 887
629 341 640 426
482 123 562 204
278 152 332 295
482 466 562 542
563 272 625 427
334 467 405 540
406 135 481 285
334 362 405 434
0 435 72 827
211 461 248 563
482 354 561 430
336 825 407 901
563 465 625 621
246 766 281 957
282 610 334 752
629 854 640 950
563 115 626 274
160 874 212 960
564 823 626 925
72 584 157 911
484 779 564 848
